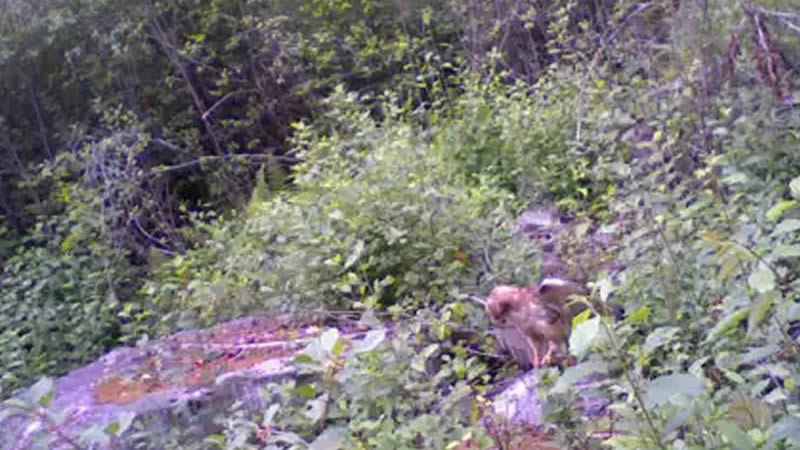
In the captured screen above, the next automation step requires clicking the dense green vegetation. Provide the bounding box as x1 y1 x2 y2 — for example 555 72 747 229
2 0 800 448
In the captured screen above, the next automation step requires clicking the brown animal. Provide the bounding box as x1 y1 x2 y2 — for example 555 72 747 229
486 279 587 369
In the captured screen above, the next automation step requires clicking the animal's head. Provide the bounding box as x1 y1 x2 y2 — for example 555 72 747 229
485 285 536 324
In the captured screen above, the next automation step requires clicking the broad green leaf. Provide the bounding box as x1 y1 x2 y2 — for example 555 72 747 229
552 360 608 394
642 326 680 354
309 425 347 450
741 344 779 364
351 329 385 354
304 393 329 423
766 200 798 221
628 306 651 324
644 373 705 408
748 268 776 294
320 328 341 355
79 426 111 446
772 218 800 235
748 291 777 335
704 308 750 343
570 317 600 358
294 384 316 399
717 420 755 450
766 415 800 448
571 308 592 328
775 244 800 258
790 176 800 199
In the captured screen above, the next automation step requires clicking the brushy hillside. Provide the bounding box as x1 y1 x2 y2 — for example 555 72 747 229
2 0 800 448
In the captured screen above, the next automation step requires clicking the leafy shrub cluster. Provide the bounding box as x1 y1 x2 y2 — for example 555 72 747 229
4 0 800 448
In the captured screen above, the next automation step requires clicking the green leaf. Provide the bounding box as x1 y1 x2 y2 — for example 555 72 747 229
304 393 329 423
552 360 608 394
748 291 777 335
766 200 798 221
351 329 385 354
571 308 592 328
644 373 705 408
570 317 600 358
294 384 316 399
320 328 341 355
309 425 347 450
642 326 680 354
766 415 800 448
344 240 365 269
29 378 54 406
717 420 755 450
772 218 800 235
775 244 800 258
79 425 111 446
704 308 749 343
789 177 800 199
748 268 776 294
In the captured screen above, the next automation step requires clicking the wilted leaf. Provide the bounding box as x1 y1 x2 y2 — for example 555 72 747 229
728 395 773 430
644 373 705 408
570 317 600 358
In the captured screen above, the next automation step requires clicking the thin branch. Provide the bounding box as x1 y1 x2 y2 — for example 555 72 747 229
146 153 290 176
132 216 176 255
201 90 257 121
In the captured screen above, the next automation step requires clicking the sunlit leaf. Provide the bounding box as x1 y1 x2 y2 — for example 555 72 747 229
351 329 385 354
748 268 775 294
704 308 749 343
789 177 800 200
570 317 600 358
766 200 798 221
344 240 364 268
321 328 341 354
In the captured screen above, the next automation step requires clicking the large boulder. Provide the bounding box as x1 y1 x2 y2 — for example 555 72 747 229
1 315 368 449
